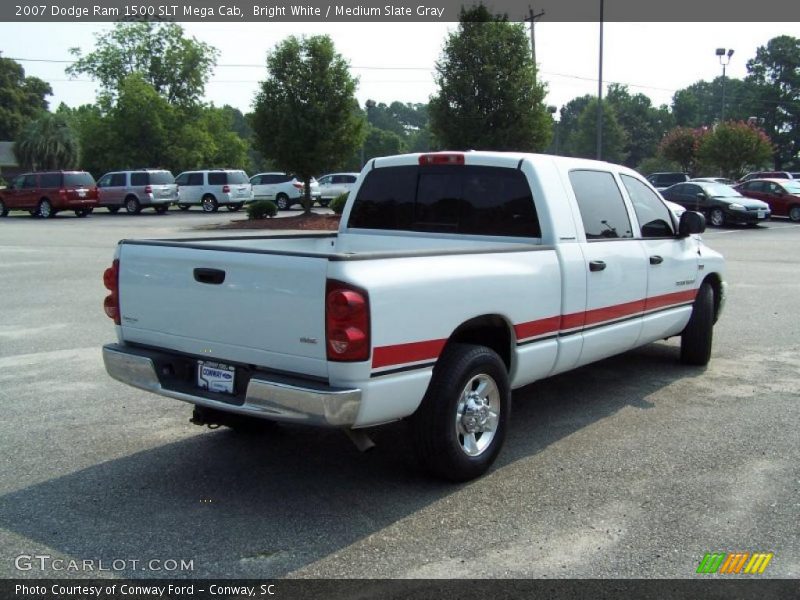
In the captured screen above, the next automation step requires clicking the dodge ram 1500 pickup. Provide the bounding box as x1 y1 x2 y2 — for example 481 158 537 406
102 152 725 481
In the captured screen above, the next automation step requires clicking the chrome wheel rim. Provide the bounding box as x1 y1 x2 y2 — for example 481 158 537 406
455 374 500 457
790 207 800 222
710 209 724 226
202 197 214 212
277 196 288 210
39 201 51 218
126 199 137 213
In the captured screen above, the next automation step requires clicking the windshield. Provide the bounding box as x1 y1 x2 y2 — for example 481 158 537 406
701 183 741 197
64 172 96 187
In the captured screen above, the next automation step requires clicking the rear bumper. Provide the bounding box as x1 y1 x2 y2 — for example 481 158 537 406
102 343 362 427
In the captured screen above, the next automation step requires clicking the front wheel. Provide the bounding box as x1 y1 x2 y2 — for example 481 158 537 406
789 205 800 223
201 195 218 213
408 343 510 481
681 282 714 366
125 197 141 214
38 199 54 219
709 208 725 227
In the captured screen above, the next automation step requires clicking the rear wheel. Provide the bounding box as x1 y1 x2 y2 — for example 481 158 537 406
74 209 90 217
408 343 510 481
38 199 54 219
107 206 120 214
125 196 141 214
227 203 243 212
681 282 714 366
275 194 290 211
201 194 218 213
789 205 800 223
0 199 8 217
709 208 725 227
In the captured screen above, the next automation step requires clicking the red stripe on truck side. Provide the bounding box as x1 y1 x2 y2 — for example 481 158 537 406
644 289 697 311
514 316 562 340
372 339 447 369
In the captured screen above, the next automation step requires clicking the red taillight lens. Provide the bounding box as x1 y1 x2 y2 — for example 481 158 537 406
222 184 231 193
144 185 153 194
326 280 370 362
59 188 68 200
419 153 465 166
103 259 120 325
292 182 303 190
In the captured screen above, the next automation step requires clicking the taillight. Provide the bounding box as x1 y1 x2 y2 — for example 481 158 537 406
144 185 153 194
326 280 370 362
292 182 303 190
222 184 231 193
58 188 68 200
419 153 465 166
103 259 120 325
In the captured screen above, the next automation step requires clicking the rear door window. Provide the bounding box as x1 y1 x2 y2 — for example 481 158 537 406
348 165 540 238
39 173 61 188
208 172 227 185
569 170 633 240
130 172 148 186
22 174 39 188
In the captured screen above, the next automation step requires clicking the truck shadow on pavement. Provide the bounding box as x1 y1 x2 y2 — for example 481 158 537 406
0 342 705 579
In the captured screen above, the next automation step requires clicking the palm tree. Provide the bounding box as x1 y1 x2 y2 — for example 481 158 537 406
14 113 79 171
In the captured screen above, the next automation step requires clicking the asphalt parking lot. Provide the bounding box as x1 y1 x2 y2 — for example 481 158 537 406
0 211 798 579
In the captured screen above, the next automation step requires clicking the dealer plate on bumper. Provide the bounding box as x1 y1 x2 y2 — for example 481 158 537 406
197 361 235 394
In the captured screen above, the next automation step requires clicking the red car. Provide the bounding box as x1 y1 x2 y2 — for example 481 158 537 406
735 178 800 222
0 171 98 218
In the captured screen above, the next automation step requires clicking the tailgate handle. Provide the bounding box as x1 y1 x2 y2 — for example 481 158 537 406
194 268 226 285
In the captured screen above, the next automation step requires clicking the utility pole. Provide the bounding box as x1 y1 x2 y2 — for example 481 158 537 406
596 0 604 160
525 6 545 75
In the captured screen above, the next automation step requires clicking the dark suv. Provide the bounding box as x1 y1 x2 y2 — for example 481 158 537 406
0 171 98 218
646 172 690 191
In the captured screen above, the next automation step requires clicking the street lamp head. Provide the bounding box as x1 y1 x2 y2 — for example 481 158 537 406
715 47 726 56
547 105 557 114
727 49 734 58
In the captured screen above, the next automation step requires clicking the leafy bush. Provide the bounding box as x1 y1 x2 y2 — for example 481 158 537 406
246 200 277 220
330 193 348 215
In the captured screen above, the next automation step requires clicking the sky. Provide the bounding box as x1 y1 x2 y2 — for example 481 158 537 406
1 21 798 119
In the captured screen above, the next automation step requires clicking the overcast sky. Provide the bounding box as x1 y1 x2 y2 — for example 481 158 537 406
1 21 798 118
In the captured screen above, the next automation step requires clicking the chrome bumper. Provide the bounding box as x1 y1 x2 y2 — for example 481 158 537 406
102 344 362 427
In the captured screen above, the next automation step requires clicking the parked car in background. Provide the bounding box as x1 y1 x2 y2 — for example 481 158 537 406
250 172 321 210
735 178 800 222
691 177 736 186
317 173 359 206
661 181 770 227
646 172 690 191
0 171 97 218
174 170 252 212
739 171 795 182
97 169 178 214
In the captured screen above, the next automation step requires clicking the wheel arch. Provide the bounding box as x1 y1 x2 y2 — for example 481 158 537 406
701 273 723 324
443 314 515 373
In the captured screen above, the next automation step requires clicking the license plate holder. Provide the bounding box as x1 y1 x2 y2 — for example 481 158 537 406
757 210 766 219
197 361 235 394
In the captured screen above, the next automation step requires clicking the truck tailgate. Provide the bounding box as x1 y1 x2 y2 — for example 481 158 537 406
117 242 329 379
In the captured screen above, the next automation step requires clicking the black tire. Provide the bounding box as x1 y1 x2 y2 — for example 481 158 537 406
408 343 510 482
125 196 141 214
275 194 290 211
74 209 90 217
201 194 218 213
789 205 800 223
38 199 55 219
681 282 714 366
178 205 191 211
0 198 8 217
154 205 169 214
709 208 725 227
319 199 330 208
227 203 244 212
107 206 120 214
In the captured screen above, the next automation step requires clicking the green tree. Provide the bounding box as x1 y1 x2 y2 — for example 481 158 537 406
606 84 674 168
658 126 705 175
251 35 366 214
697 121 774 179
14 112 79 170
555 95 592 157
566 99 627 163
364 125 406 161
746 35 800 169
0 55 52 139
428 4 551 151
67 22 218 106
672 77 760 128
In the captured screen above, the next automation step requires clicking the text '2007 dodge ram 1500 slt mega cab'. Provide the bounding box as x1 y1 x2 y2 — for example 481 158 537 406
102 152 725 481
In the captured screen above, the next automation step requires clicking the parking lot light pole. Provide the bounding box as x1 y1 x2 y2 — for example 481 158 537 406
597 0 604 160
715 47 734 122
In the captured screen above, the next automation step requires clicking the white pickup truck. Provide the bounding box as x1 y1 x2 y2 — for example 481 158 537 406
102 152 725 481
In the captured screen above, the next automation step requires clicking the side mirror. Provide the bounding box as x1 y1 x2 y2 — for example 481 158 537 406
679 211 706 237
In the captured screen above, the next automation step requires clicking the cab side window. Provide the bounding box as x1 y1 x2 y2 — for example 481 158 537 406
621 175 675 238
569 170 633 240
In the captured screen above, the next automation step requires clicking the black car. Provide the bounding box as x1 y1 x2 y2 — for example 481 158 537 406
661 181 771 227
646 172 690 191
